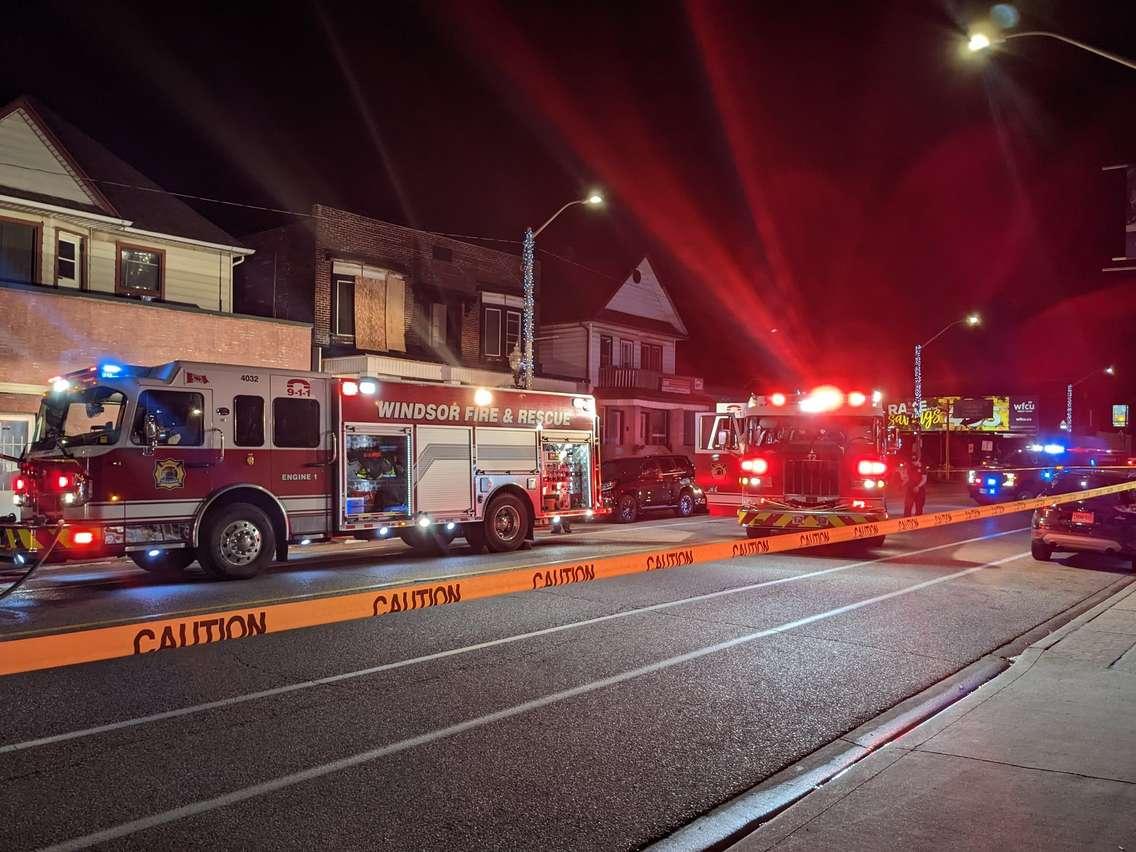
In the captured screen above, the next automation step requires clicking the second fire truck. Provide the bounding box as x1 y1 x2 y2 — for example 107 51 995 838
1 361 602 579
693 386 890 544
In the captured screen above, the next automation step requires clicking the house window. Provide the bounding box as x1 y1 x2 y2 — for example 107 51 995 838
641 408 668 445
505 310 521 358
599 335 613 368
0 219 38 284
683 410 696 446
482 304 522 358
604 407 624 445
117 245 163 297
432 245 453 262
430 303 447 349
56 232 83 288
333 274 355 336
619 339 634 367
641 343 663 372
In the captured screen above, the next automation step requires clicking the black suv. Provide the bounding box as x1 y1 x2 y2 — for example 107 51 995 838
602 455 707 523
968 444 1129 505
1031 470 1136 569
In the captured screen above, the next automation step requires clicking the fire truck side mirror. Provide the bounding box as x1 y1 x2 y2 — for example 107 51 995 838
142 414 160 456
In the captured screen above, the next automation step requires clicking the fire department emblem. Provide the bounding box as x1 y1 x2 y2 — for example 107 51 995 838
153 459 186 490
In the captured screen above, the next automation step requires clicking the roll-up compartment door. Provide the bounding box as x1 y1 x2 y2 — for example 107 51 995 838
415 425 473 514
476 427 538 474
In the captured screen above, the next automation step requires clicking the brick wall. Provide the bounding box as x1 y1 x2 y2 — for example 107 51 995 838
312 205 529 363
0 284 312 413
236 221 317 324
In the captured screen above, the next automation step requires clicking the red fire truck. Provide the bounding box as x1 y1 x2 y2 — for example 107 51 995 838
0 361 602 579
693 386 890 543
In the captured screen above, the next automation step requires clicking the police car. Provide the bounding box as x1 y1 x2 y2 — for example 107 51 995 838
968 443 1128 505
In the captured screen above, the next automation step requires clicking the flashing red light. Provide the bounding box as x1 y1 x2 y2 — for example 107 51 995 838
72 531 94 545
341 380 359 397
741 457 769 475
13 476 26 493
769 392 787 407
852 499 866 509
857 460 887 476
56 473 75 490
800 385 844 413
847 391 867 407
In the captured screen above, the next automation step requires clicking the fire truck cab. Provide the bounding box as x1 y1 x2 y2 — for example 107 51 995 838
1 361 602 579
694 386 889 543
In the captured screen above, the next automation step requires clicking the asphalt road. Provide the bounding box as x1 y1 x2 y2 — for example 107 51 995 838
2 505 1133 850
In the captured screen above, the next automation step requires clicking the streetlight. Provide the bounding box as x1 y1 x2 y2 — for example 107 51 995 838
517 192 604 389
1065 366 1116 433
967 30 1136 72
914 313 981 408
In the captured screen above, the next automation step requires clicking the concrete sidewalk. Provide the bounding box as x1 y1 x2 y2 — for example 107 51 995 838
733 581 1136 851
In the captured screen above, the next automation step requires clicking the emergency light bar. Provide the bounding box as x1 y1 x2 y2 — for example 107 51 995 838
745 386 885 415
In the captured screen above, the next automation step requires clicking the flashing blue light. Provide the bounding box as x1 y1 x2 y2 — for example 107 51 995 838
1041 470 1053 481
1043 444 1065 455
1027 443 1043 453
99 362 123 378
1090 458 1097 467
986 478 997 488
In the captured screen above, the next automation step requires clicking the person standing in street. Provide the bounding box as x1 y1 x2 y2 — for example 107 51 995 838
903 453 928 517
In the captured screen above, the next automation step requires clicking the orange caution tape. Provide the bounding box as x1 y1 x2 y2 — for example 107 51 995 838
1 480 1133 676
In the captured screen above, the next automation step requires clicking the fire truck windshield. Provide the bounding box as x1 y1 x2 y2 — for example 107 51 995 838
32 386 127 451
747 415 878 451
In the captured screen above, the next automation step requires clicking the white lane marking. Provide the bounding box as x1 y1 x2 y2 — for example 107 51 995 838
41 550 1030 852
2 527 1027 756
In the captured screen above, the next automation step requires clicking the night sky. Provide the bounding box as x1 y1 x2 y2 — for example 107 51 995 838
3 1 1134 426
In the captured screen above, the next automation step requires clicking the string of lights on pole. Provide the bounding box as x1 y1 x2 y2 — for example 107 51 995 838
517 192 604 389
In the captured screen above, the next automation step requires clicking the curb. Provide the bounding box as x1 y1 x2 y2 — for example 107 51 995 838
652 574 1136 852
649 655 1007 852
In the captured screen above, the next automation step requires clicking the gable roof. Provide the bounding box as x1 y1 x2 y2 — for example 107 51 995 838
540 256 688 338
0 96 244 248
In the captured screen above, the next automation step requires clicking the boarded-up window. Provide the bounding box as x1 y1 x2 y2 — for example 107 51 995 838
353 273 407 352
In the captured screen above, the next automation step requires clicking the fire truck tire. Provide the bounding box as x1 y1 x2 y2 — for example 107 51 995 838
197 503 276 580
464 523 487 553
129 548 196 577
616 494 639 524
483 494 529 552
675 490 696 518
397 527 455 555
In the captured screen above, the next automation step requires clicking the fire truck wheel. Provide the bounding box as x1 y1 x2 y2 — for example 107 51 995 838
198 503 276 580
464 523 487 553
616 494 639 524
129 548 196 577
397 527 455 555
675 490 696 518
483 494 529 552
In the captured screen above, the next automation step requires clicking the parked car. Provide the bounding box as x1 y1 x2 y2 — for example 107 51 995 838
1031 469 1136 569
602 455 707 523
969 443 1130 505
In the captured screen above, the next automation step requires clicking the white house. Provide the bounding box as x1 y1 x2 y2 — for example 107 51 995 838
540 257 711 460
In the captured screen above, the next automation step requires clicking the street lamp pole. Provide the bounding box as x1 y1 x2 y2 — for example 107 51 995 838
518 193 603 389
913 313 979 472
1064 366 1116 433
968 31 1136 72
914 314 981 410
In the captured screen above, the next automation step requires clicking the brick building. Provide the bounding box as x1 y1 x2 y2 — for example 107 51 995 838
238 205 580 391
0 96 311 515
541 258 712 460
